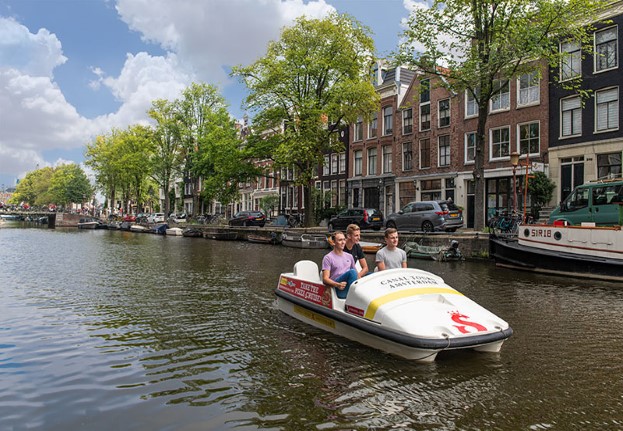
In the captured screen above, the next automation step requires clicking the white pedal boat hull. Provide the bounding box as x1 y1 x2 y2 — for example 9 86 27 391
275 261 512 362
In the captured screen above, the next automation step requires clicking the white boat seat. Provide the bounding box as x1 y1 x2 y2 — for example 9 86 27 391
293 260 321 283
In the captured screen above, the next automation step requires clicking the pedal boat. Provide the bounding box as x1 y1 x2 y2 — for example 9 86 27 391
275 260 513 362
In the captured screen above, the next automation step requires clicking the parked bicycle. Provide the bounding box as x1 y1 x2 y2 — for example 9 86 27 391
487 210 522 236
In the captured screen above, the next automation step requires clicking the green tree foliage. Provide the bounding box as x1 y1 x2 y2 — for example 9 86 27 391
190 100 258 207
529 171 556 219
10 165 92 208
148 99 184 216
397 0 607 230
233 12 380 227
85 131 123 213
259 194 280 216
177 83 241 216
48 164 93 207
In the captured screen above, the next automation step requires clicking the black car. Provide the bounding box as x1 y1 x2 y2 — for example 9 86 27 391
328 208 384 231
228 210 266 227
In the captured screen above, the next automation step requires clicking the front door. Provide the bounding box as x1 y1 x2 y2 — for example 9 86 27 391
560 157 584 202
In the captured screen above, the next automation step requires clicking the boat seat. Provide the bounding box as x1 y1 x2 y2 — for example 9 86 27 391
293 260 321 283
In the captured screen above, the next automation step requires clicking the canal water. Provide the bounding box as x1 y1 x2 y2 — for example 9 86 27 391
1 225 622 430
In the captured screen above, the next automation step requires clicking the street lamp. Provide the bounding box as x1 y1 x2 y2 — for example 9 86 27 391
510 152 520 215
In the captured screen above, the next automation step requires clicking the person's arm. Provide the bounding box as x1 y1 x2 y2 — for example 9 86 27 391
375 249 385 271
376 260 386 271
322 269 346 292
401 250 408 268
357 257 368 278
401 260 408 268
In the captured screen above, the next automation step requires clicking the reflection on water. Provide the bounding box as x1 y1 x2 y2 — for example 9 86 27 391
1 226 623 430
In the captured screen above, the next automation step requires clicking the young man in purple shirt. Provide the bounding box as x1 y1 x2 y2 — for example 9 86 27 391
322 231 358 299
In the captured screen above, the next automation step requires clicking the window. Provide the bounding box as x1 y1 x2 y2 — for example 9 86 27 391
339 152 346 173
354 150 362 176
382 145 392 173
331 153 339 174
420 79 430 103
323 155 330 175
561 96 582 137
518 71 539 106
561 40 581 80
519 122 540 155
597 152 622 179
595 87 619 132
354 117 363 141
438 135 450 167
420 103 431 130
491 79 510 112
595 26 618 72
420 138 430 169
466 90 478 117
367 147 377 175
402 142 413 171
339 180 346 206
402 108 413 134
383 106 393 135
490 126 510 159
438 98 450 127
465 132 476 163
369 112 378 138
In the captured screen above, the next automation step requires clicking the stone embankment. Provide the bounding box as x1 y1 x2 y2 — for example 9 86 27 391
56 213 491 260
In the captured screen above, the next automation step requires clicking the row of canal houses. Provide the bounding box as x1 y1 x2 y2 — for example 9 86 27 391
227 5 623 228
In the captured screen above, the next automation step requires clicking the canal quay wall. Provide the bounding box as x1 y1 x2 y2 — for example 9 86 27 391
54 213 491 259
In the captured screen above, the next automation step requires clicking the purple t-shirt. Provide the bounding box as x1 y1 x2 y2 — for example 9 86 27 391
322 251 356 280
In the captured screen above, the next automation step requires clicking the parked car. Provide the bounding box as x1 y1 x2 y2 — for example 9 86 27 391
328 208 384 231
123 214 136 222
169 213 187 223
151 213 165 223
385 200 463 232
228 210 266 227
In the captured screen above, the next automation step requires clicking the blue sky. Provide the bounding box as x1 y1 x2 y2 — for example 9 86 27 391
0 0 419 191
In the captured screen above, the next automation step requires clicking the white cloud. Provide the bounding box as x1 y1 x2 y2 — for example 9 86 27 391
0 0 336 184
115 0 335 85
0 17 67 77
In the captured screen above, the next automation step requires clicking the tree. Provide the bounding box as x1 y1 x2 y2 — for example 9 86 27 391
116 125 155 213
48 164 93 208
176 83 231 216
10 167 55 207
528 171 556 220
85 130 124 215
397 0 607 230
190 99 258 207
233 12 380 227
148 99 184 216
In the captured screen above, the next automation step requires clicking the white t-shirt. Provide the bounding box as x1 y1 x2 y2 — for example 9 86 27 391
375 247 407 269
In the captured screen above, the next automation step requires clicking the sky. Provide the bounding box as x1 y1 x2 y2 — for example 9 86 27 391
0 0 422 191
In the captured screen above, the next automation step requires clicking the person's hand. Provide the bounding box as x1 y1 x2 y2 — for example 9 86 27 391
337 281 346 290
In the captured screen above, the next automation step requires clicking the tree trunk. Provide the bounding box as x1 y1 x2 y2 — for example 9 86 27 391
303 181 314 227
473 105 489 231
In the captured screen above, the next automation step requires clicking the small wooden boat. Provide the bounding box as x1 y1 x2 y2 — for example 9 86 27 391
360 241 384 254
77 218 100 229
204 230 238 241
403 242 445 260
281 233 328 249
248 233 282 245
182 228 203 238
151 223 168 235
275 261 513 362
130 224 148 233
166 227 184 236
403 241 464 261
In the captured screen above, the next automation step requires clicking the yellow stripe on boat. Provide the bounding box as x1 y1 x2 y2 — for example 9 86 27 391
364 287 463 320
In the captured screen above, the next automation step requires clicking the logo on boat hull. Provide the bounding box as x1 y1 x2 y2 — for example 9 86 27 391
449 311 487 333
